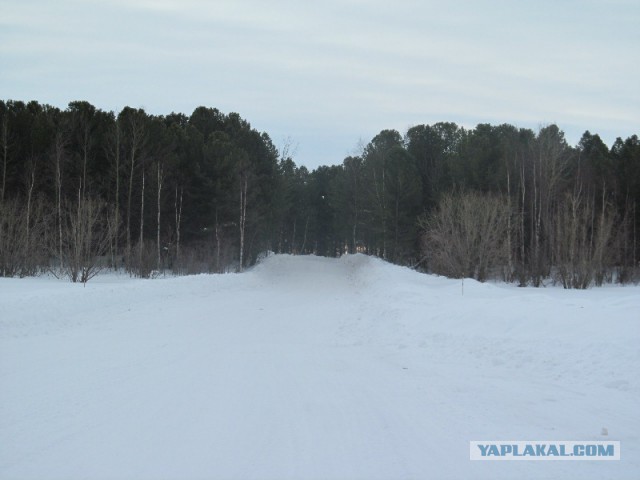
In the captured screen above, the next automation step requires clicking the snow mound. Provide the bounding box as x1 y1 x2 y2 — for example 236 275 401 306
250 253 382 290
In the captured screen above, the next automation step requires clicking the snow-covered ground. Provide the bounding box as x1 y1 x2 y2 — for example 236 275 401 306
1 254 638 479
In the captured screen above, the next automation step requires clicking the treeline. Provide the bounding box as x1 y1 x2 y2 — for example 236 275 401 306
0 100 638 286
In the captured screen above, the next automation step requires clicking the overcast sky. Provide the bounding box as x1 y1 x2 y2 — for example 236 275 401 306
1 0 638 168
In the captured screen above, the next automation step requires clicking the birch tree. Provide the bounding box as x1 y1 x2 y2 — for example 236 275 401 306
121 108 147 264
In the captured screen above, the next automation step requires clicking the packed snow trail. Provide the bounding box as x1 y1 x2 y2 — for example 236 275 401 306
1 254 638 479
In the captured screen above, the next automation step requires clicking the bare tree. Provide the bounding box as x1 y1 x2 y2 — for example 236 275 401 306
124 111 146 264
529 126 571 285
0 118 9 272
518 150 527 285
419 191 511 281
79 118 93 201
0 194 49 278
0 116 10 203
137 161 146 273
106 118 122 268
371 156 387 258
214 205 221 271
23 159 39 276
505 165 514 281
239 170 248 272
174 185 183 264
235 148 252 272
156 161 164 270
53 130 68 269
553 187 616 289
343 156 363 254
0 199 26 277
61 192 114 283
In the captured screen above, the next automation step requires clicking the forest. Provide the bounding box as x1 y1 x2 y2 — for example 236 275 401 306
0 100 638 287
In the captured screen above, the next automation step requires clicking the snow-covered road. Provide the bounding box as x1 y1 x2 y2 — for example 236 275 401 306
1 254 638 479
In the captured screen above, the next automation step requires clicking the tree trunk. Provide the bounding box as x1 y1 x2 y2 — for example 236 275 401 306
215 206 221 272
1 119 8 203
156 163 163 271
520 159 526 283
138 166 145 269
394 191 400 261
634 201 637 269
239 174 248 271
301 215 310 254
291 216 297 254
113 120 121 268
126 149 135 261
373 166 387 258
532 157 541 286
55 132 65 268
634 202 637 269
352 195 358 254
175 186 183 263
382 160 387 259
25 167 35 260
125 116 143 265
81 126 90 201
506 166 513 281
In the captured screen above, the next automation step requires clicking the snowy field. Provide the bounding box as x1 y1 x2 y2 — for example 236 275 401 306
1 254 638 479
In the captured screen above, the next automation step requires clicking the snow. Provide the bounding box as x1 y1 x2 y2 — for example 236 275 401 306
1 254 638 479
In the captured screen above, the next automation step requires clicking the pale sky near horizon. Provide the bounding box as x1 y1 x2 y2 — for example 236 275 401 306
1 0 638 168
